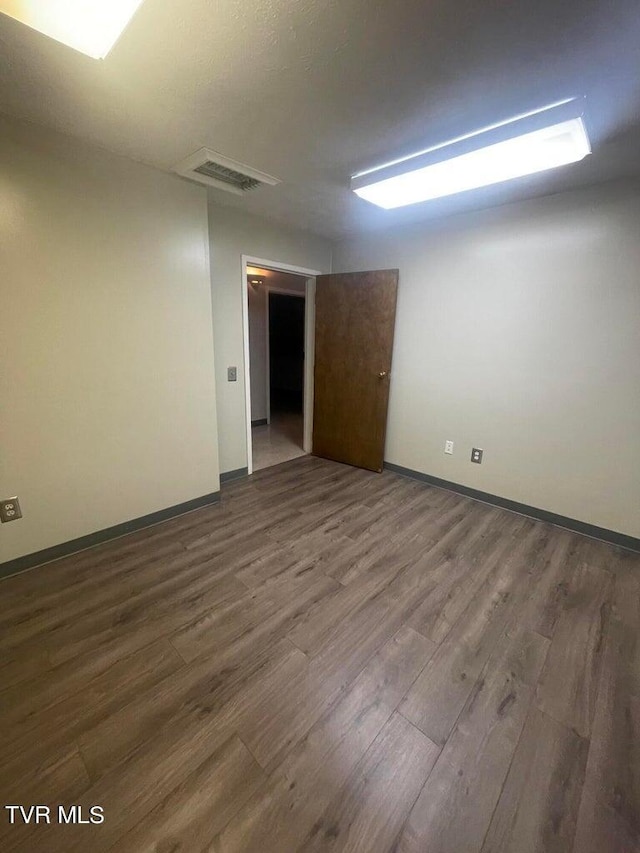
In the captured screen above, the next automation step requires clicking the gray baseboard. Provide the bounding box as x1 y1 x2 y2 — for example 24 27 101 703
0 491 220 581
220 467 249 483
384 462 640 554
251 418 268 427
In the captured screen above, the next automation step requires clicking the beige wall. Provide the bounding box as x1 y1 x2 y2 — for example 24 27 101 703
0 115 220 565
208 206 331 474
333 183 640 538
248 283 268 422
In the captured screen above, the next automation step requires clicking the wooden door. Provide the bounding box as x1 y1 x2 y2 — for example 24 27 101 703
313 269 399 472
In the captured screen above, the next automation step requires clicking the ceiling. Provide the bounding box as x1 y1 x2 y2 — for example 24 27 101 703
1 0 639 239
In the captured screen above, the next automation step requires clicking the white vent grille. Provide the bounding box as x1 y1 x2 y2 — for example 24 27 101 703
173 148 280 195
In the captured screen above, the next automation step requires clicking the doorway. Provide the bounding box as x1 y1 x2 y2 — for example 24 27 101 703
242 257 321 475
242 260 398 476
251 279 306 470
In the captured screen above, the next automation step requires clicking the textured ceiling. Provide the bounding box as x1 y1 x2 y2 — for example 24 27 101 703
1 0 639 238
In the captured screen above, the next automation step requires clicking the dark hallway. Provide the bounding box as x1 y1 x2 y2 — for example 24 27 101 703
268 292 305 415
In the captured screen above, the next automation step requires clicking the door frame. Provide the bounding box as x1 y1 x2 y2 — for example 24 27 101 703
265 286 307 426
241 255 322 476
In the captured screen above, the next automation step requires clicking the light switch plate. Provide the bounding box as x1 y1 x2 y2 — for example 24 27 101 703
1 496 22 523
471 448 483 464
227 366 237 382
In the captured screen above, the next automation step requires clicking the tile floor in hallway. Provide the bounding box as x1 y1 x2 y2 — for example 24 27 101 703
252 410 306 470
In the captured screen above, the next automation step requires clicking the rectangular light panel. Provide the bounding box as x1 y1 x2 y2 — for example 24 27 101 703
0 0 145 59
352 101 591 209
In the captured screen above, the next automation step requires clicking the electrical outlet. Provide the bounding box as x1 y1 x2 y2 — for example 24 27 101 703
444 440 454 455
471 448 483 464
227 366 237 382
0 496 22 523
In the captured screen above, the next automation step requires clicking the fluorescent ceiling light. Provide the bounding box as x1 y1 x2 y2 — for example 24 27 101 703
351 99 591 209
0 0 145 59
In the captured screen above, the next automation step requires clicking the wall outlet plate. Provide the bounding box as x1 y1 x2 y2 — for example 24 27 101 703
471 448 483 464
227 366 237 382
1 496 22 523
444 440 454 455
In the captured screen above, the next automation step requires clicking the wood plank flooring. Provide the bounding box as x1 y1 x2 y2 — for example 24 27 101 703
0 455 638 852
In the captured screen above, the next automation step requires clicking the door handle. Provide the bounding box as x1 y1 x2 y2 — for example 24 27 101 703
378 371 388 378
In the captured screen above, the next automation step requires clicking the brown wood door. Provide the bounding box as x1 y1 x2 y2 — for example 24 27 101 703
313 269 399 472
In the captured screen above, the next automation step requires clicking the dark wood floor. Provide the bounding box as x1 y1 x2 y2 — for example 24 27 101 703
1 456 638 853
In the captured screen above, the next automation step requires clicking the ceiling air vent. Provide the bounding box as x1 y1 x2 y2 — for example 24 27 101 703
173 148 280 196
